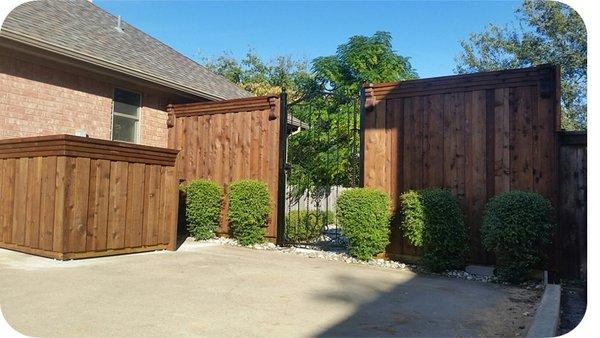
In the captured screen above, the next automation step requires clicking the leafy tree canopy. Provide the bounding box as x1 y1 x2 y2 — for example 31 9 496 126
312 31 417 96
203 50 317 104
202 32 417 200
455 0 587 130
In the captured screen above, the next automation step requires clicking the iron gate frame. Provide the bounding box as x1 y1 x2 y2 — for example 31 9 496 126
277 90 361 247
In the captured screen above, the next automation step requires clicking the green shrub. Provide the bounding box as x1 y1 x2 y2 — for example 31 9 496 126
482 191 553 283
400 188 469 272
336 188 391 260
182 180 223 240
285 210 335 243
228 179 271 245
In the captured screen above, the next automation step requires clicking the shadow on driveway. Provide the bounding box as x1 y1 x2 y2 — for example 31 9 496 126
313 273 538 337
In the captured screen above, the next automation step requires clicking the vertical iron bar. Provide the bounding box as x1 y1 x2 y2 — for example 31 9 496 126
325 97 330 233
353 98 358 186
276 91 288 245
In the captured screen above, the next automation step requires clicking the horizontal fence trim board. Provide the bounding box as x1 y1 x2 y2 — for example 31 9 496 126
0 144 178 163
0 135 180 154
171 101 273 113
0 135 179 165
0 242 168 260
365 64 553 91
366 81 542 101
168 95 277 111
559 131 587 145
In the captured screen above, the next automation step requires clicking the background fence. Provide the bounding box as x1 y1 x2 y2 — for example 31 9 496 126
558 131 586 279
361 65 561 268
0 135 179 259
167 95 282 241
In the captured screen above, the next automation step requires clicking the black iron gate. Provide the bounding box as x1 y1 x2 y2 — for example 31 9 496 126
277 91 360 248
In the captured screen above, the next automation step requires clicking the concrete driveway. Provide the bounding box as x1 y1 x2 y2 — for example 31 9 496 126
0 240 538 337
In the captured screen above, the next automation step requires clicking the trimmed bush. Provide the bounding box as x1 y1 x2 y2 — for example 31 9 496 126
336 188 391 260
285 210 335 243
182 180 223 240
228 179 271 245
482 190 553 283
400 188 469 272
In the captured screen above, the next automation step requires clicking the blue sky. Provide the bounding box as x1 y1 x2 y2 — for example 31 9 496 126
95 0 521 78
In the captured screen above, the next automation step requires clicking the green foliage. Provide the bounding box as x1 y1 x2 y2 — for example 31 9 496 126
336 188 391 260
455 0 587 130
227 180 271 246
182 180 223 240
288 32 417 196
482 191 553 283
313 31 417 97
398 190 425 247
285 210 335 243
399 188 469 272
203 49 317 104
204 33 417 198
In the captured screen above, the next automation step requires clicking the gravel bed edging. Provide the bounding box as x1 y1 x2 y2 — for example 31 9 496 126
188 237 513 284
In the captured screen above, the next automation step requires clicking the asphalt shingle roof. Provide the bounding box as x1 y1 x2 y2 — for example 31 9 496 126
1 0 252 100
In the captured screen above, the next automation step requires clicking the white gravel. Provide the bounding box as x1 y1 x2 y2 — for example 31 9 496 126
188 237 508 283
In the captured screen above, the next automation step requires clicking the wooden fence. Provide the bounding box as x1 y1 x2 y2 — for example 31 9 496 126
361 65 561 266
558 131 587 278
167 95 282 241
0 135 179 259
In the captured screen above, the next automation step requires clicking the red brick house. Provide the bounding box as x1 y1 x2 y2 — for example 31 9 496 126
0 0 259 148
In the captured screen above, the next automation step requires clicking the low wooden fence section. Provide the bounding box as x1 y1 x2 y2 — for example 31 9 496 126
0 135 179 259
167 95 282 240
361 65 561 266
558 132 587 278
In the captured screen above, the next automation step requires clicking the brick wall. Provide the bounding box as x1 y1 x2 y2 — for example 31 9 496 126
0 47 188 148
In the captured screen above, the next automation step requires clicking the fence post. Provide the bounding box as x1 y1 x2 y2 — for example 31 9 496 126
276 91 288 245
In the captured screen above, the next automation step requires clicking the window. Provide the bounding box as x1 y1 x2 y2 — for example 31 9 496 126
112 88 140 143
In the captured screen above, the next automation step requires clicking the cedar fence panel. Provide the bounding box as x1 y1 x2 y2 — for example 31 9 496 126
0 135 179 259
167 95 281 241
558 131 587 279
361 65 562 268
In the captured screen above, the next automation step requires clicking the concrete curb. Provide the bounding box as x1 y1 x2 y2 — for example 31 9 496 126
527 284 561 337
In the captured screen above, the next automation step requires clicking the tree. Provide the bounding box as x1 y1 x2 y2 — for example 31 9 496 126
202 32 417 201
455 0 587 130
312 31 417 96
287 32 417 201
203 50 317 103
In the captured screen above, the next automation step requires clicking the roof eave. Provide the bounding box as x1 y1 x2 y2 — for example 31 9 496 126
0 28 228 101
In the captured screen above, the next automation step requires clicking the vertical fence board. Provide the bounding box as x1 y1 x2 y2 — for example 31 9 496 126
494 87 511 195
465 91 487 260
39 156 57 251
25 157 42 248
125 163 145 248
107 161 128 249
12 158 29 245
1 159 15 244
511 86 534 191
423 94 444 187
65 157 90 253
52 156 67 252
86 159 111 251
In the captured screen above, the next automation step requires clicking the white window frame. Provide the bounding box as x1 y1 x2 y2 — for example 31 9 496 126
111 88 141 144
